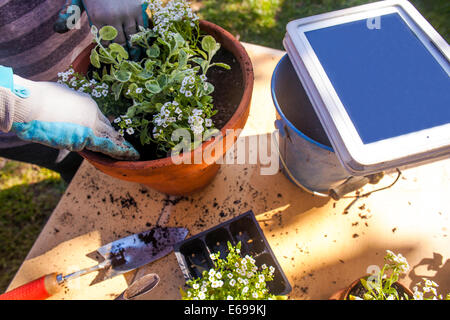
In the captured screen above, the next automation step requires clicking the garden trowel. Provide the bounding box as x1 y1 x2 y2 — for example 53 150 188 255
0 226 188 300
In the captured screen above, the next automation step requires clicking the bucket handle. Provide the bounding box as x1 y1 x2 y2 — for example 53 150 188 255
274 120 292 142
271 130 329 198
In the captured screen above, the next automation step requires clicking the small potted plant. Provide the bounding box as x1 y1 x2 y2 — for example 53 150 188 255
330 250 450 300
180 242 287 300
60 0 254 195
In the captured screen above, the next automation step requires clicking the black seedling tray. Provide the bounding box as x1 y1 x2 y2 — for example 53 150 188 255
174 211 292 296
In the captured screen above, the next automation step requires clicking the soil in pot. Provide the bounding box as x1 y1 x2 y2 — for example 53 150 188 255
88 47 244 162
348 280 412 300
209 46 244 130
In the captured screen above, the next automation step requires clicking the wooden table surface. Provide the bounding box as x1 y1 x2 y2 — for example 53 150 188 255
7 43 450 300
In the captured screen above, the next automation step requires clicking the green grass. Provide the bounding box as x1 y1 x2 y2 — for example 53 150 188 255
0 0 448 294
0 160 66 292
192 0 449 49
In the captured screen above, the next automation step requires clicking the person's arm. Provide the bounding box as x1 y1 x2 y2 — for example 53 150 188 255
0 66 29 132
0 66 139 160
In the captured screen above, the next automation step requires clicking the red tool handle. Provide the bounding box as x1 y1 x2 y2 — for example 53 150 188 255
0 273 61 300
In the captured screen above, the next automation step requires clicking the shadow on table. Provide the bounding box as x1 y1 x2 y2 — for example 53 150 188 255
286 243 416 300
164 132 331 236
409 252 450 297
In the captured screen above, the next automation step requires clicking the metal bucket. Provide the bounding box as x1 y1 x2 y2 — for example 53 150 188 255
271 54 353 196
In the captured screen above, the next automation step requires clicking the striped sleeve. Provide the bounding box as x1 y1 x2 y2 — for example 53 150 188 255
0 0 92 81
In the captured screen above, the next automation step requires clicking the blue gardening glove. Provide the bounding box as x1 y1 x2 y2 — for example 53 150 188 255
0 68 139 161
54 0 149 60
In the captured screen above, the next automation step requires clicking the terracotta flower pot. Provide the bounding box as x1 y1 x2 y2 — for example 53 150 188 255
329 276 414 300
72 20 254 195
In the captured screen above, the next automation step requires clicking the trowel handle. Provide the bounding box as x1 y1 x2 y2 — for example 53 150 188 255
0 273 62 300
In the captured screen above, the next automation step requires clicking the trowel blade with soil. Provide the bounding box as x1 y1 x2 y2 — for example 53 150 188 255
96 227 188 281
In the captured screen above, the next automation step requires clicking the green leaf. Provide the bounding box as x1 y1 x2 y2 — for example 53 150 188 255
137 71 153 80
196 49 208 60
157 74 168 89
173 33 185 47
147 44 160 58
90 25 99 37
192 57 206 66
111 82 124 100
178 49 187 69
212 62 231 70
201 35 217 54
109 43 129 60
140 102 155 113
201 95 212 104
140 127 149 146
360 278 369 290
98 55 115 64
126 105 138 117
96 47 115 64
90 49 101 69
203 82 214 95
145 60 156 71
202 35 221 57
99 26 118 41
145 79 161 94
171 69 189 83
102 74 116 82
127 83 138 95
363 292 375 300
92 71 101 81
121 61 142 73
157 37 169 48
184 48 197 56
114 70 132 82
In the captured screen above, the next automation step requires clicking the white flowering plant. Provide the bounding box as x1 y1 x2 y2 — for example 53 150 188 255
58 0 230 157
180 242 286 300
349 250 450 300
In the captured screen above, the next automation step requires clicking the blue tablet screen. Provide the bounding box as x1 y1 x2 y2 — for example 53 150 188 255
305 13 450 144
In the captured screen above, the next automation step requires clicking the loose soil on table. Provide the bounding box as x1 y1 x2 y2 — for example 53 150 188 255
119 47 243 161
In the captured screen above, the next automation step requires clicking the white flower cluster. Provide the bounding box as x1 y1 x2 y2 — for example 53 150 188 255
413 278 442 300
180 73 208 98
58 68 110 99
145 0 199 39
125 86 144 96
234 255 258 279
385 250 410 274
152 101 183 138
57 68 75 82
207 269 224 289
114 115 135 136
188 108 212 136
187 277 211 300
184 248 276 301
91 82 110 98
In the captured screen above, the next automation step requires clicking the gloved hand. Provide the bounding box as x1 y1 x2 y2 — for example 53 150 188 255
55 0 148 59
82 0 148 47
0 72 139 161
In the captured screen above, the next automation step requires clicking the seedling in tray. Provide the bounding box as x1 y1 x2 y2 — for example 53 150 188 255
174 211 292 298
